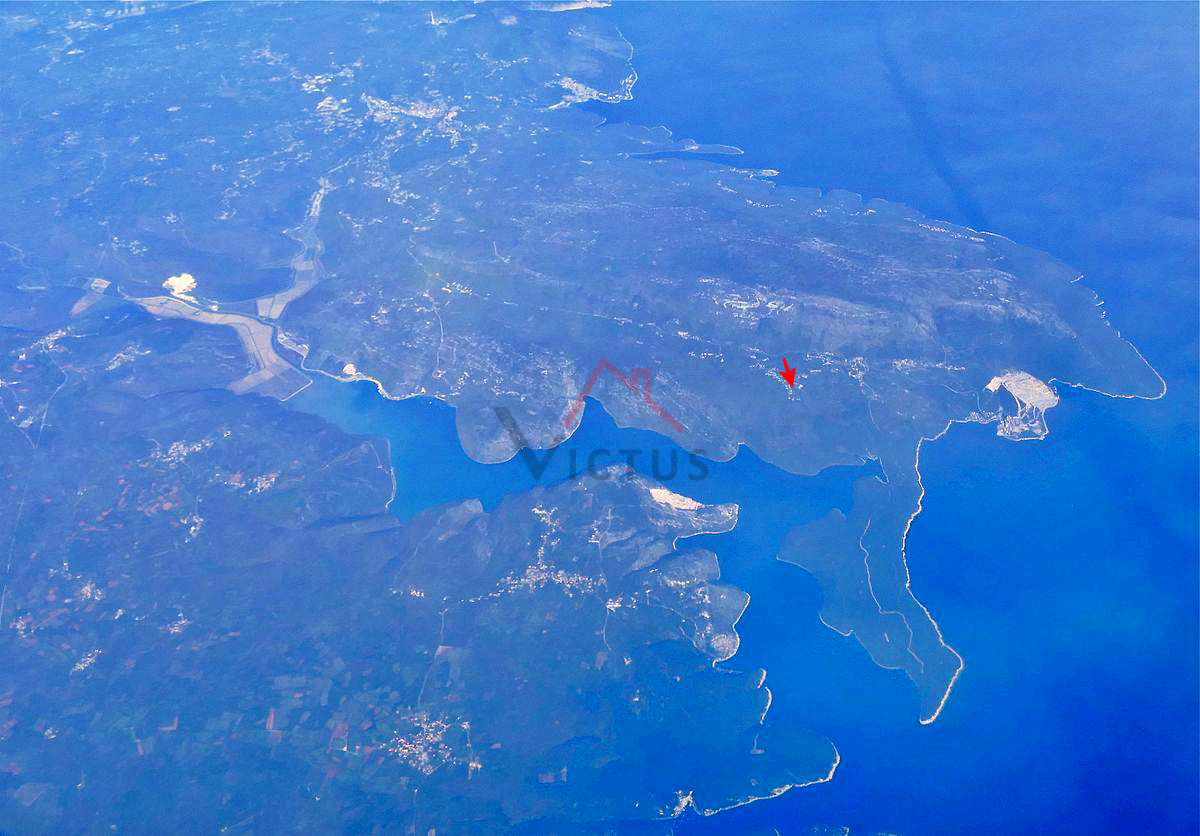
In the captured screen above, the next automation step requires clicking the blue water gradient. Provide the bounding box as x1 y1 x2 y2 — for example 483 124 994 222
292 3 1198 831
591 2 1197 832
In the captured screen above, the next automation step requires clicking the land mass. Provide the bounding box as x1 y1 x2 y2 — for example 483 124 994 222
0 1 1166 827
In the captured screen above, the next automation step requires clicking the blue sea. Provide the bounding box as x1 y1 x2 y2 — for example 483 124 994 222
294 3 1199 832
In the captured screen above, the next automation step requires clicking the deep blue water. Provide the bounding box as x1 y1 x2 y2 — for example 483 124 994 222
294 3 1198 832
593 2 1197 833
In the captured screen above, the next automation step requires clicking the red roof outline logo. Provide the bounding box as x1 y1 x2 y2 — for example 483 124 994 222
563 357 685 433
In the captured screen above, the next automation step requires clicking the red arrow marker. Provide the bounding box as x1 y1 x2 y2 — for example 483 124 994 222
779 357 796 388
